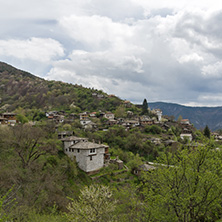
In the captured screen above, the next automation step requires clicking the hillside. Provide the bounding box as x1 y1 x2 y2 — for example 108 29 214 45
2 61 222 131
0 62 122 112
149 102 222 131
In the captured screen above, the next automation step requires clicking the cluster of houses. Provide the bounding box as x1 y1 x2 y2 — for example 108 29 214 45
58 112 197 174
45 108 165 131
78 109 163 130
179 119 193 141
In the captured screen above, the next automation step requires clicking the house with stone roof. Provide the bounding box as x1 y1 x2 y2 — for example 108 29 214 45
0 113 17 125
62 136 109 173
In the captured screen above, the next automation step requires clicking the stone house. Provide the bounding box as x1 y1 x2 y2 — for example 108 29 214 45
58 131 74 139
181 119 190 125
123 100 131 107
89 112 97 118
104 112 115 120
133 164 156 176
121 119 140 128
0 117 8 125
212 132 222 141
1 113 17 125
139 116 154 126
62 136 109 173
79 112 89 120
152 109 162 122
180 133 193 141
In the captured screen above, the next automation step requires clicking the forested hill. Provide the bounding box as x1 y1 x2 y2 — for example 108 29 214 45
149 102 222 131
0 62 122 112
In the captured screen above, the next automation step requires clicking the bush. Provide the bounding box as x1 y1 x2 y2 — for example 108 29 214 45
145 125 162 134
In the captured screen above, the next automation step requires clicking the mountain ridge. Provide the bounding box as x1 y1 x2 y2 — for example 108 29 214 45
149 102 222 131
0 61 123 112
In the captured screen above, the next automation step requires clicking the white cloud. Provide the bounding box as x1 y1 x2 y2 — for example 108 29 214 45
2 1 222 106
179 53 204 63
202 62 222 78
0 38 64 63
59 15 134 50
45 8 222 106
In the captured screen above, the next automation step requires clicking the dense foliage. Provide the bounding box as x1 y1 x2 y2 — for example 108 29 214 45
142 146 222 221
0 62 122 112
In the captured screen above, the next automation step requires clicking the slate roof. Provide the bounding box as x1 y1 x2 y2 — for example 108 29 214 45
70 141 108 150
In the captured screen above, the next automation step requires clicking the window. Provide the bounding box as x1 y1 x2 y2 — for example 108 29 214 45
90 156 92 161
90 148 96 154
77 149 80 153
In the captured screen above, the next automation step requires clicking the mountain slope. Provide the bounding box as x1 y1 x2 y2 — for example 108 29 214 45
0 62 122 112
149 102 222 131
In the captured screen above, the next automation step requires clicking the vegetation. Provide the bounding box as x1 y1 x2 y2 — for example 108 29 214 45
0 62 122 113
204 125 211 138
2 62 222 221
141 98 148 115
66 185 116 222
142 145 222 221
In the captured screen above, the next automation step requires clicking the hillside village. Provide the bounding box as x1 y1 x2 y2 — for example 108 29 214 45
2 63 222 221
0 97 212 174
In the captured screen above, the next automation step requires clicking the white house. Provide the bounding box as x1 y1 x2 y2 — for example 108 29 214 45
62 136 109 173
155 109 162 122
181 119 190 125
104 112 115 120
180 133 193 141
152 109 162 122
80 119 92 126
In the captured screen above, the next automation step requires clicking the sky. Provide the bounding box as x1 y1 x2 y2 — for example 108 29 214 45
1 0 222 106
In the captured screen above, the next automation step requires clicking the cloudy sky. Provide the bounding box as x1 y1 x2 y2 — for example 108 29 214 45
1 0 222 106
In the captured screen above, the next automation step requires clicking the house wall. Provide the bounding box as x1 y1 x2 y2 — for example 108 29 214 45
180 134 192 141
65 147 105 172
85 148 105 172
63 141 74 153
156 112 162 121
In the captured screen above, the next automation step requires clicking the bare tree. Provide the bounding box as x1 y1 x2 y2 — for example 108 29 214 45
10 125 55 168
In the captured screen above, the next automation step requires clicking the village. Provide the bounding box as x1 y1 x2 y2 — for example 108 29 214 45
0 99 209 175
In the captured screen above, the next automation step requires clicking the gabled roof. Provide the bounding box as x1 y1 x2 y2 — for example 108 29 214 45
181 119 189 122
2 112 16 116
70 141 108 150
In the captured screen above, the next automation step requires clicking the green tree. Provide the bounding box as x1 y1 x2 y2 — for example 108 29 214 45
203 125 211 138
0 187 16 222
177 115 182 123
142 146 222 222
115 105 126 118
141 98 148 115
66 185 117 222
16 114 29 124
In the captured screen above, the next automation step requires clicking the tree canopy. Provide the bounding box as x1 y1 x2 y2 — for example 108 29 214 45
141 98 149 115
66 185 116 222
203 125 211 138
142 146 222 221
